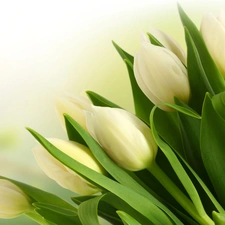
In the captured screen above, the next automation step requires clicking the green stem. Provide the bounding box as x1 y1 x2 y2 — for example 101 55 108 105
148 162 214 225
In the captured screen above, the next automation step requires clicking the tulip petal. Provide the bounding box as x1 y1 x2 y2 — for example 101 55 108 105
0 179 31 218
86 106 157 171
201 12 225 77
33 139 105 195
149 27 186 65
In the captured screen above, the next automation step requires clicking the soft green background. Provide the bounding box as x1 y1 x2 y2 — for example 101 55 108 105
1 0 225 224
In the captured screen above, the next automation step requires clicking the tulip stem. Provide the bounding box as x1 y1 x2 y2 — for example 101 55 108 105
147 162 214 225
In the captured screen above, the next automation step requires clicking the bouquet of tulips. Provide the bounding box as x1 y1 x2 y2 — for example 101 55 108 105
1 4 225 225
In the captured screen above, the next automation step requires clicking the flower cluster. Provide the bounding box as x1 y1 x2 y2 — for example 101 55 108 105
1 4 225 225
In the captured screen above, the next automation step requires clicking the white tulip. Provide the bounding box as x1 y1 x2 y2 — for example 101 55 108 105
85 106 158 171
55 94 92 130
201 9 225 78
33 139 106 195
0 179 32 218
149 28 186 65
134 41 190 111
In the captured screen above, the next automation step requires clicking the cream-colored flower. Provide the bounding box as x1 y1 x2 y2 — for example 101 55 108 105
33 139 106 195
0 179 32 218
201 9 225 78
134 41 190 111
85 106 158 171
55 93 92 130
149 28 186 65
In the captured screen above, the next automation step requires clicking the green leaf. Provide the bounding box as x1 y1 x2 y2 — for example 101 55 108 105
175 98 212 187
117 211 142 225
156 102 201 119
27 127 174 225
78 195 104 225
150 106 213 224
112 41 154 124
112 41 134 64
212 91 225 122
33 202 78 216
72 195 123 225
25 211 52 225
34 208 82 225
64 114 183 225
175 151 224 214
201 93 225 207
212 211 225 225
124 59 154 124
178 3 225 94
86 91 122 108
147 33 164 47
65 115 87 146
102 193 153 225
154 110 184 156
184 28 214 113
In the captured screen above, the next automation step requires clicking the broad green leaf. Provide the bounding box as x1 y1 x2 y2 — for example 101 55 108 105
175 98 212 188
72 195 123 225
64 114 184 225
212 91 225 122
27 127 174 225
212 211 225 225
117 211 141 225
33 203 77 216
34 208 81 225
201 93 225 207
102 193 153 225
78 195 104 225
112 41 154 124
86 91 122 108
184 28 214 113
150 106 214 225
154 109 184 156
178 4 225 94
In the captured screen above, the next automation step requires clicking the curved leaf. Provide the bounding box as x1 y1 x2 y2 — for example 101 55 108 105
178 4 225 94
201 93 225 207
117 211 141 225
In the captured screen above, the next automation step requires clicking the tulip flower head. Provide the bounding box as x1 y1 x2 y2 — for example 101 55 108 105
201 9 225 78
85 106 158 171
149 28 187 65
33 139 106 195
0 179 32 218
134 38 190 111
55 94 92 131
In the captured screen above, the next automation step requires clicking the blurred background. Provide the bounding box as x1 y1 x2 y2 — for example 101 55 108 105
0 0 225 224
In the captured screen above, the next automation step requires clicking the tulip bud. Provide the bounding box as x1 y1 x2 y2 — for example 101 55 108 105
85 106 158 171
134 41 190 111
33 139 106 195
201 9 225 78
55 94 92 131
0 179 32 218
149 28 186 65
